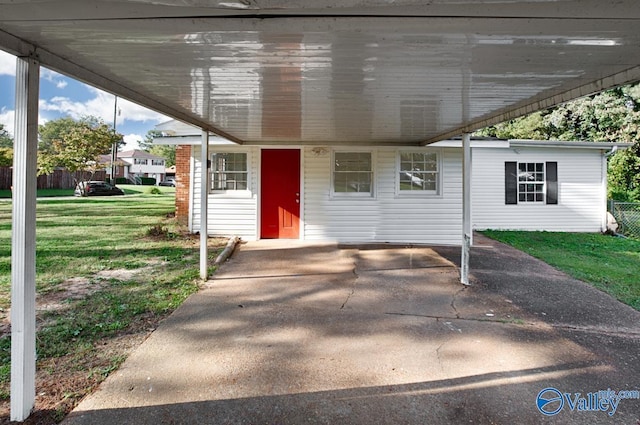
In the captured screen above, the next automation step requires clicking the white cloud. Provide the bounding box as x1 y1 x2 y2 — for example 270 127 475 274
122 133 142 151
41 68 69 90
0 107 15 135
39 86 167 129
0 50 16 76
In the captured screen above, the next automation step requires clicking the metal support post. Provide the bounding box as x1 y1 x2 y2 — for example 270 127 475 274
461 133 472 285
199 130 209 280
11 56 39 422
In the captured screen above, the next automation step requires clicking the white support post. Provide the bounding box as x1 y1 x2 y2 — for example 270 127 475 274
461 133 472 285
11 56 39 421
199 130 209 280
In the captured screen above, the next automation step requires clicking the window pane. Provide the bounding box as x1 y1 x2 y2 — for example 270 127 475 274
400 161 413 171
517 162 545 203
398 151 439 192
211 152 248 191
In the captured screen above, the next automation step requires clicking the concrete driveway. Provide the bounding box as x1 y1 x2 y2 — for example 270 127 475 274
64 237 640 424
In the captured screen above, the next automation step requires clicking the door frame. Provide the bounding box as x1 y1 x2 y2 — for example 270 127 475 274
258 147 304 240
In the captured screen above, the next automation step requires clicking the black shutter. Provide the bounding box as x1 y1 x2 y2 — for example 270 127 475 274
505 162 518 204
546 162 558 204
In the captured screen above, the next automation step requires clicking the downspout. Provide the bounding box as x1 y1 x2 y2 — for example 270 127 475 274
602 146 618 233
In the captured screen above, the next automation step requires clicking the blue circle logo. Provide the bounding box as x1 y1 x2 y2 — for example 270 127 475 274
537 387 564 416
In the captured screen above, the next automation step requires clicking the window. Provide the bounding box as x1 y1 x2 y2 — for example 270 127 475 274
333 152 373 195
134 158 147 165
210 152 248 191
518 163 544 202
398 151 439 193
505 161 557 205
152 159 164 166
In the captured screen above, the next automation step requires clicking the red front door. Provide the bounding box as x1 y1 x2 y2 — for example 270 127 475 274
261 149 300 239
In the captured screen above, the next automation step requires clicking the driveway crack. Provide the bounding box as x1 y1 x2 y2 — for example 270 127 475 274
450 287 465 319
340 261 359 310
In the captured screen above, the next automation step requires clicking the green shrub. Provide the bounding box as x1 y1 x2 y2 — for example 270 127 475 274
146 186 162 195
140 177 156 186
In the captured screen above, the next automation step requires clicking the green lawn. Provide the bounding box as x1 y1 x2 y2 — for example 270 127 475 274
0 193 222 419
482 231 640 311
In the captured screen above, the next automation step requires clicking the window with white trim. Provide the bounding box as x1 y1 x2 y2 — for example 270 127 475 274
210 152 248 191
398 151 439 193
152 159 164 166
134 158 147 165
518 162 545 203
333 151 373 195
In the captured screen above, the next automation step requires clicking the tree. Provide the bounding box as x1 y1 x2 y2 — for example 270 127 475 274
0 148 12 167
0 123 12 148
38 116 123 194
141 129 175 167
0 124 12 167
475 82 640 201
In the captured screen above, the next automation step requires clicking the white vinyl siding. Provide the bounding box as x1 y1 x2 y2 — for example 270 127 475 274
189 142 606 244
473 147 605 232
304 147 462 245
191 145 259 240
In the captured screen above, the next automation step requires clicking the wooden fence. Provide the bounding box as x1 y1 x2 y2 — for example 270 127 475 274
0 167 107 190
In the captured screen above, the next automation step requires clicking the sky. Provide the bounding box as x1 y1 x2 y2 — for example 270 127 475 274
0 49 170 151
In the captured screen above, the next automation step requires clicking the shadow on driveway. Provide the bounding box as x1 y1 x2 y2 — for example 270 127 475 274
64 239 640 424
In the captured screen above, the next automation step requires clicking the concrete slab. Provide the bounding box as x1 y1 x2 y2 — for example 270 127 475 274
64 240 640 424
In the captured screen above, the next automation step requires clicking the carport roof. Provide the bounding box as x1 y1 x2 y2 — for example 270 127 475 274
1 0 640 146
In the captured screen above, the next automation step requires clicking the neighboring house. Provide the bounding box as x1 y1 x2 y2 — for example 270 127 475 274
155 120 627 244
102 150 167 184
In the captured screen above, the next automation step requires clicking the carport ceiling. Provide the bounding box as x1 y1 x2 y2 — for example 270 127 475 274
1 1 640 146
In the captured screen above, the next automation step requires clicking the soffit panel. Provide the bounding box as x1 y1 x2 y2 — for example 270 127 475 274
1 1 639 145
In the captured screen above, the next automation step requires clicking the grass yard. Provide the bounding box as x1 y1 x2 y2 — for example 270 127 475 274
0 193 224 423
482 231 640 311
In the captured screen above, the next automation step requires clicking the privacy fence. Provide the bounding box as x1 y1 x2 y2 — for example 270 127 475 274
610 201 640 239
0 167 106 190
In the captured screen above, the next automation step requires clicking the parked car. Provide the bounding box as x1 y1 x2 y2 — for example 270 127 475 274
74 181 125 197
158 178 176 187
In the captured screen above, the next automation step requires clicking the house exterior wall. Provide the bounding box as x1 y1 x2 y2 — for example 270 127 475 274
191 145 260 240
472 146 606 232
187 143 607 244
302 146 462 245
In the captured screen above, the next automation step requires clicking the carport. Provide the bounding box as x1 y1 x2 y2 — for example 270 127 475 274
2 1 640 420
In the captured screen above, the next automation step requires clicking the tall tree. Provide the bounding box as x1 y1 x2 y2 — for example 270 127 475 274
141 129 175 167
38 116 122 193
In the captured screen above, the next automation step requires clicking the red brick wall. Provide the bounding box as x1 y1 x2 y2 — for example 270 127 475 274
175 145 191 224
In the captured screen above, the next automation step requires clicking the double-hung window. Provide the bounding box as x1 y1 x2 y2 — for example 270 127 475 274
210 152 248 191
333 151 373 196
518 162 545 203
398 151 439 194
505 161 558 205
